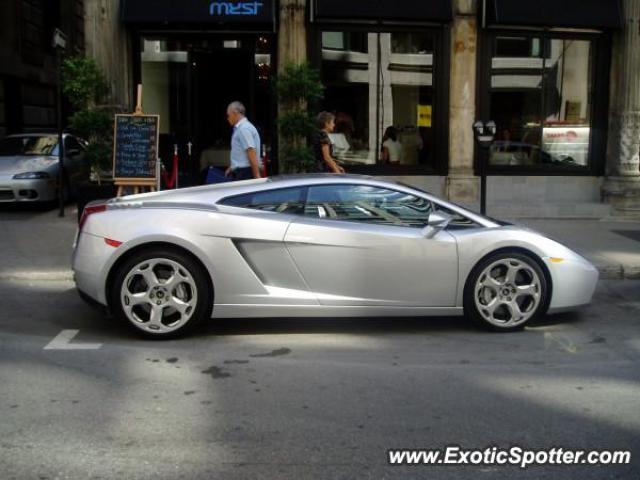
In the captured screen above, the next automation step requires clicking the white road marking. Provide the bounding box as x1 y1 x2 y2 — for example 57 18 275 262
44 329 103 350
544 331 578 354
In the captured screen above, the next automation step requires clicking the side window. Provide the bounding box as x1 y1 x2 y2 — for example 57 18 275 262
219 187 306 215
65 137 83 155
305 184 432 227
433 203 479 229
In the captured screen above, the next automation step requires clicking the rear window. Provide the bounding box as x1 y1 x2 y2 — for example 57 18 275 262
219 187 307 215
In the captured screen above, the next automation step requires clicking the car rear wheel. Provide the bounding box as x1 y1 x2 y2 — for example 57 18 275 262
464 252 548 332
110 248 212 338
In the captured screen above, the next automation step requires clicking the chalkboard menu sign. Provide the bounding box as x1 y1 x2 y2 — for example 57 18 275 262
113 114 159 183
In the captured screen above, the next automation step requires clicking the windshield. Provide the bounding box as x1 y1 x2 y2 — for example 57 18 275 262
397 180 512 226
0 136 58 156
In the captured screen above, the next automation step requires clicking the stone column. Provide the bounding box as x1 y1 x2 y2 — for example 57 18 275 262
277 0 307 172
84 0 132 109
446 0 478 203
602 0 640 214
277 0 307 71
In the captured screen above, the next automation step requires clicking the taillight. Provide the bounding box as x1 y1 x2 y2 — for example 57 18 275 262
104 238 122 248
78 202 107 232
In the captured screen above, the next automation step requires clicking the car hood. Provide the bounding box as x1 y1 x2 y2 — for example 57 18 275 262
0 155 58 175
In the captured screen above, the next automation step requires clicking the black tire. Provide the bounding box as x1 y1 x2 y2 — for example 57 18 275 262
109 247 212 339
463 251 549 332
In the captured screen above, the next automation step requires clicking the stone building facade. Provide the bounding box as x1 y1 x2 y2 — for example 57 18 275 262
41 0 640 215
0 0 85 137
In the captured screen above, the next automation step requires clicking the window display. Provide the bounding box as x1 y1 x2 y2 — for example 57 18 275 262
320 31 437 171
488 35 593 169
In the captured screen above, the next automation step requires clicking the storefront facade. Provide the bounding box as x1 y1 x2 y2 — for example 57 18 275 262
474 0 622 217
87 0 639 216
119 0 277 181
309 0 453 177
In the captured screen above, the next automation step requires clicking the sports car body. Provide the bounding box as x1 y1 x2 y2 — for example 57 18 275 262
72 175 598 337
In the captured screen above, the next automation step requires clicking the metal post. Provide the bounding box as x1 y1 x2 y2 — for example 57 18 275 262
157 158 161 191
473 120 496 216
480 146 487 215
56 48 65 218
174 144 179 189
52 28 67 217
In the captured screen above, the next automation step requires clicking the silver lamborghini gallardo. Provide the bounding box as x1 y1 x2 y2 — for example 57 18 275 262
72 175 598 338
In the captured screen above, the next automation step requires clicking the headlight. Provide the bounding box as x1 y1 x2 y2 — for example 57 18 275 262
13 172 51 179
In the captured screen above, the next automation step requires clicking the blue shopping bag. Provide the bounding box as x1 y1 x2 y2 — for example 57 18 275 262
205 166 231 184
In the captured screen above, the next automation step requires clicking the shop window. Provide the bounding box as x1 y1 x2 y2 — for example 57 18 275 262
320 30 437 172
321 32 368 52
494 37 543 58
489 35 593 169
392 33 434 54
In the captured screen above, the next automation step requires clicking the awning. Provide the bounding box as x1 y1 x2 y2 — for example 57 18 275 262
312 0 454 23
121 0 275 26
484 0 623 29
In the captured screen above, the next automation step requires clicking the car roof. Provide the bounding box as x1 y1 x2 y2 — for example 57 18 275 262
267 173 377 182
114 174 499 228
3 133 74 139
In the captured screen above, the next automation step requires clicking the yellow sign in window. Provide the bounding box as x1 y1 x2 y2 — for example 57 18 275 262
417 105 432 127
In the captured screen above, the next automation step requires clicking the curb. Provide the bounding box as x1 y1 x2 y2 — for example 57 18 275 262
595 264 640 280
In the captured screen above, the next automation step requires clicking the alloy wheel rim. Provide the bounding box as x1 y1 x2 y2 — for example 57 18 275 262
474 258 542 327
120 258 198 334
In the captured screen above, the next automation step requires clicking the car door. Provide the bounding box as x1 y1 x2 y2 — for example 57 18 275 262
284 183 459 307
215 185 317 305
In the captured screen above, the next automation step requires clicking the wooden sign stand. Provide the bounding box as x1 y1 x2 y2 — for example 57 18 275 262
115 84 158 197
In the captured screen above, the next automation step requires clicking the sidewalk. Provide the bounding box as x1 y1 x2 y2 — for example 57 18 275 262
1 204 639 280
515 218 640 279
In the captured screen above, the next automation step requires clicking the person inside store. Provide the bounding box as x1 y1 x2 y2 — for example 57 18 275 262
225 101 262 180
380 126 402 164
313 111 346 174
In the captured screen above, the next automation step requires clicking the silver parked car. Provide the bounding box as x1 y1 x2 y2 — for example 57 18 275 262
0 133 87 203
72 175 598 338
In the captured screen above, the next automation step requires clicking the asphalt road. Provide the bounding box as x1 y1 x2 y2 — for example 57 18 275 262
1 205 639 479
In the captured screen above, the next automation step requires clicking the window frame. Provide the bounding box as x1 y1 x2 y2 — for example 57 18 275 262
303 182 436 227
218 185 309 215
309 23 451 176
64 136 85 153
477 28 612 177
219 182 480 229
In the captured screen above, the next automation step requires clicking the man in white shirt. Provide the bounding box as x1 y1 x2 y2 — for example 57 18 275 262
225 101 261 180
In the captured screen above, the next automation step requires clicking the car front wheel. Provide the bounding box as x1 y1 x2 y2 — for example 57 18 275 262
464 252 548 332
110 248 212 338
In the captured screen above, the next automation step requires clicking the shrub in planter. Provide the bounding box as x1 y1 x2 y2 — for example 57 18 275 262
62 57 121 221
62 57 116 184
274 63 324 173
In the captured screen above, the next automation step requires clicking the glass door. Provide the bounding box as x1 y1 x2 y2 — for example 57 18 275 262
140 35 275 185
140 38 192 183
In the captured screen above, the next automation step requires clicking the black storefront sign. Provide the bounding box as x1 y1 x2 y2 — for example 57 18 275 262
484 0 623 29
312 0 454 23
121 0 275 25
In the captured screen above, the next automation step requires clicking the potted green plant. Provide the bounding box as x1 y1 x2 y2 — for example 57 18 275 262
275 62 324 173
61 57 119 217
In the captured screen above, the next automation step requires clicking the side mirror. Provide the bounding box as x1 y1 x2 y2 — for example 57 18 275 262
66 148 81 157
422 211 452 239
